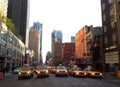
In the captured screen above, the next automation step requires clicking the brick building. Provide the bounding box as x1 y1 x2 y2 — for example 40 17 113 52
62 43 75 66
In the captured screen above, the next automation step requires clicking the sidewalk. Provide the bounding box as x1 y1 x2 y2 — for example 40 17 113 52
103 73 120 81
5 72 12 76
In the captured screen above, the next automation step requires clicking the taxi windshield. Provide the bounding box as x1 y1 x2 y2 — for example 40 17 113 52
21 67 31 71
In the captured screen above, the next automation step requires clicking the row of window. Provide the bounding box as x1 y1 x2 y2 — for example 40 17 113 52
0 21 25 58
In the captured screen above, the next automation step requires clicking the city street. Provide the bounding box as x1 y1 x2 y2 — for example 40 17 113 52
0 74 120 87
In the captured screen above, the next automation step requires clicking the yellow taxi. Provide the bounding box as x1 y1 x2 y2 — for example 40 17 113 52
36 67 49 78
86 69 103 78
18 67 34 79
69 68 87 77
48 66 56 73
55 66 68 77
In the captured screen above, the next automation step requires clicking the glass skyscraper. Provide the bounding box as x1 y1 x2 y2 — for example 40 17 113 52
52 30 62 43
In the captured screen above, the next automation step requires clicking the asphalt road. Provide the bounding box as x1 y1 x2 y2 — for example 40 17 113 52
0 74 120 87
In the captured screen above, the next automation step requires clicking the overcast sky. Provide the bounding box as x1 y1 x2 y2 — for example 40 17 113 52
29 0 102 63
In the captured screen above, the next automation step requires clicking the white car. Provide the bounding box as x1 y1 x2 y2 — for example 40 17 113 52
13 68 21 74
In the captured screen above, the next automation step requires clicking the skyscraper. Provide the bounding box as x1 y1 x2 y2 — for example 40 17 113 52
51 30 62 63
52 30 62 43
29 26 40 64
71 36 75 43
7 0 30 47
33 22 43 63
33 22 42 51
29 22 42 64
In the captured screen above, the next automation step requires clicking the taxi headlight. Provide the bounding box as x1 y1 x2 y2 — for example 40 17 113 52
37 71 40 73
91 73 95 75
18 72 21 75
100 73 102 76
27 71 30 74
46 71 49 73
76 72 79 74
84 72 87 75
65 70 68 73
56 70 59 72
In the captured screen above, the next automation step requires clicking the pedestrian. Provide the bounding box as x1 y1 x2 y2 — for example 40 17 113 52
1 67 6 77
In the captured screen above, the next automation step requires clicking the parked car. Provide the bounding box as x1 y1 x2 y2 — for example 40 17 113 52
13 68 21 74
55 66 68 77
36 67 49 78
18 67 34 79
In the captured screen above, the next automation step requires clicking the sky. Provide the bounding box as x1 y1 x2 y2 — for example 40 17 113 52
29 0 102 63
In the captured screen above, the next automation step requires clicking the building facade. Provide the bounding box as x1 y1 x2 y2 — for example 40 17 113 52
101 0 120 72
0 21 25 72
62 43 75 66
71 36 75 43
33 22 43 63
75 26 87 67
75 26 87 59
29 23 42 65
51 30 62 61
7 0 30 47
45 51 52 64
53 42 63 66
88 26 103 71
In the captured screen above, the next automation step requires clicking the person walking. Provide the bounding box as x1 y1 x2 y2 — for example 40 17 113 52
0 67 5 80
1 67 6 77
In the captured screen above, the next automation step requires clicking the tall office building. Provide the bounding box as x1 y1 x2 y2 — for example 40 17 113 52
71 36 75 43
7 0 30 47
29 26 40 64
101 0 120 72
33 22 42 52
52 30 62 43
29 22 42 64
51 30 62 64
33 22 42 63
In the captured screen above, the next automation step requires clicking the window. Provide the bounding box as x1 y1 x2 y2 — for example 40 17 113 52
111 21 115 28
1 29 7 41
104 26 107 32
13 50 16 58
13 38 17 47
8 33 13 44
102 3 105 11
112 33 116 41
108 35 112 43
106 23 111 29
103 14 106 21
1 45 5 54
108 0 113 3
105 37 108 44
110 7 114 16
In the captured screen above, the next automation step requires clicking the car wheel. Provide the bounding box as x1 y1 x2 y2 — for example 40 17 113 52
56 74 58 77
18 77 21 80
37 76 39 78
